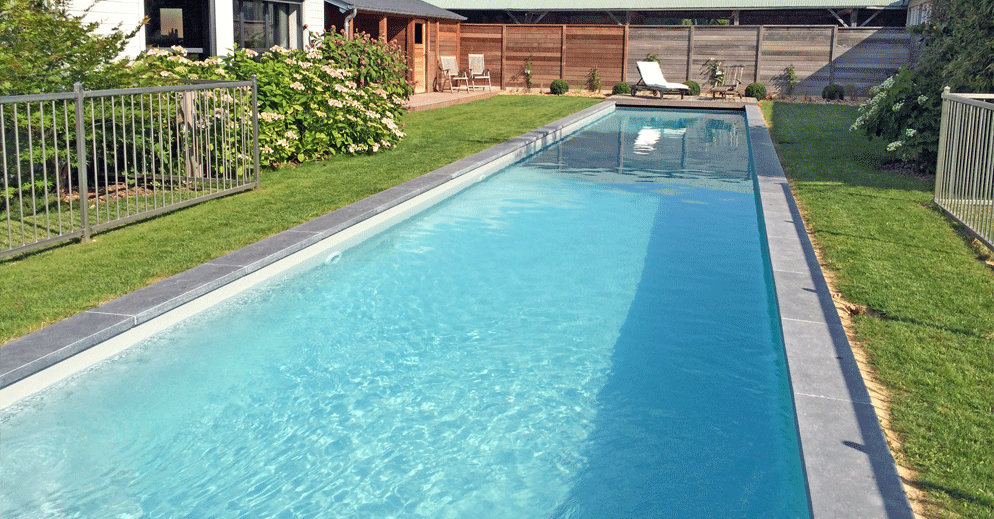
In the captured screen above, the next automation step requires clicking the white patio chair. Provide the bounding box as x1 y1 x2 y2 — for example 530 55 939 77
468 54 492 91
439 56 469 93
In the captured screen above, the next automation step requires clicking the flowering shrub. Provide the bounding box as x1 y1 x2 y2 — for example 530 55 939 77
130 30 412 165
850 0 993 173
850 67 942 165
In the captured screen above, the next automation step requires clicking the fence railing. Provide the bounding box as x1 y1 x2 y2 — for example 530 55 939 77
935 88 994 250
2 79 260 258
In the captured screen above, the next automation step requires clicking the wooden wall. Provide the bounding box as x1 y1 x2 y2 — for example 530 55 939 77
452 24 913 95
565 26 626 87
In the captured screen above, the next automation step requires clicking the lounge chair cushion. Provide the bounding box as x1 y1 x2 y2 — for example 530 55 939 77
635 61 690 92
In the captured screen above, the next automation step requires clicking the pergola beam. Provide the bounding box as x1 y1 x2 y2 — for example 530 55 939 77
859 8 883 26
827 8 848 26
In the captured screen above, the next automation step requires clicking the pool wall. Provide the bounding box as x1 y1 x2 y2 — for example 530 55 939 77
0 99 913 519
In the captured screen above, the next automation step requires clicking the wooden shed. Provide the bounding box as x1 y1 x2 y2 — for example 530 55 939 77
324 0 466 92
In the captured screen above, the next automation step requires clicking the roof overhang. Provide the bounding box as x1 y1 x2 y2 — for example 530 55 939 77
324 0 466 20
431 0 907 10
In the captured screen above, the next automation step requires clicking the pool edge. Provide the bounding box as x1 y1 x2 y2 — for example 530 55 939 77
746 104 914 519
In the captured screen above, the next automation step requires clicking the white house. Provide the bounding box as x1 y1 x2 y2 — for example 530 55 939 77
69 0 324 57
68 0 463 58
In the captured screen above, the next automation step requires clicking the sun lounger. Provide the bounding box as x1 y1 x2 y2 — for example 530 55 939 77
632 61 690 99
709 64 744 99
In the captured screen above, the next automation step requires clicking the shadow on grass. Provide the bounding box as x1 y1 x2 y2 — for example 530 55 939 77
769 102 935 194
911 479 994 515
812 227 969 257
862 308 991 340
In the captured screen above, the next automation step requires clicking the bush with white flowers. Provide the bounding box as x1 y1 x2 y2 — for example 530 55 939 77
131 30 412 165
849 67 941 166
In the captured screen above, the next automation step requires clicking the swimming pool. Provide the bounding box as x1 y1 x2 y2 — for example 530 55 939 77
1 103 912 518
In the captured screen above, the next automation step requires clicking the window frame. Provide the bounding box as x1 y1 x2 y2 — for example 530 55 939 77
233 0 305 53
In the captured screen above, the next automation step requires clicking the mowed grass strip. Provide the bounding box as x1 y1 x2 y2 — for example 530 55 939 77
764 102 994 519
1 95 602 344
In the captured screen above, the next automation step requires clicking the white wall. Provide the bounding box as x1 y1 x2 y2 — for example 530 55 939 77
213 0 236 55
906 0 931 25
302 0 325 43
68 0 147 58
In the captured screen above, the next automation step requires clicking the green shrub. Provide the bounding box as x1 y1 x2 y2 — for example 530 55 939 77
744 82 767 99
822 83 845 100
587 67 602 92
612 82 631 95
784 64 798 96
683 80 701 96
550 79 569 95
852 0 994 172
700 58 724 87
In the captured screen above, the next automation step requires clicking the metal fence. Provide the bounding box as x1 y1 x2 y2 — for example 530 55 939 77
935 87 994 250
2 79 259 258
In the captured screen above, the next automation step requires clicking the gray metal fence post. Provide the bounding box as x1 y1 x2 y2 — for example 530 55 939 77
74 82 90 242
252 74 260 188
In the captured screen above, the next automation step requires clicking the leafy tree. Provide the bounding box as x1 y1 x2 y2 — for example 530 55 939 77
851 0 994 171
0 0 143 95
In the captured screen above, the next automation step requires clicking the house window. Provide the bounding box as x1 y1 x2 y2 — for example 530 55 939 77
146 0 210 54
414 22 423 45
234 0 304 52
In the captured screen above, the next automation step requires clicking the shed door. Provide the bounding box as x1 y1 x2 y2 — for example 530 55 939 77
413 21 426 93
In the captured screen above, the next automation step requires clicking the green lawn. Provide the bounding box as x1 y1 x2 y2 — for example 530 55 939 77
763 102 994 519
0 95 601 344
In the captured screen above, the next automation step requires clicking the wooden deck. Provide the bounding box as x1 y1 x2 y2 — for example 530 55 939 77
405 90 500 112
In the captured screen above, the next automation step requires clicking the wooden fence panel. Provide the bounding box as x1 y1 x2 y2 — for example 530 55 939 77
833 28 912 96
691 26 760 85
505 25 562 89
437 22 459 57
760 26 834 95
564 26 626 89
460 24 504 87
627 26 691 83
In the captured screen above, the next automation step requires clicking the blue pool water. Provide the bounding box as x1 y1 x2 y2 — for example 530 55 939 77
1 108 810 518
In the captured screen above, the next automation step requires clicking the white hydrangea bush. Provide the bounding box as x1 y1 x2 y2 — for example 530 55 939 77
850 66 943 165
130 30 412 166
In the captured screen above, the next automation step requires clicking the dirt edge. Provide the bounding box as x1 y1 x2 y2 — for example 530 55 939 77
787 185 937 519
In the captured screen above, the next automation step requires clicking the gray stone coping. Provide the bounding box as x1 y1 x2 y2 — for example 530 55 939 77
1 100 912 518
745 104 913 519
